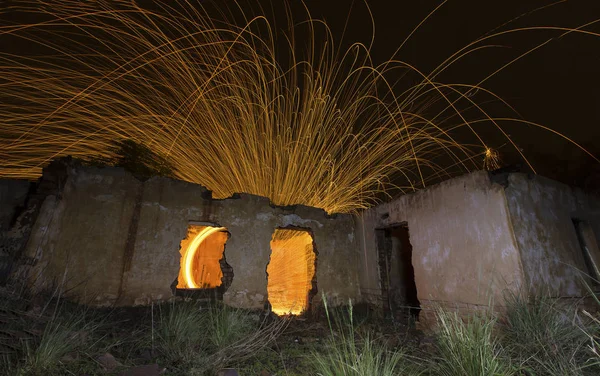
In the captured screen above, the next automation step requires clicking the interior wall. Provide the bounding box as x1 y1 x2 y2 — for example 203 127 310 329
356 171 524 317
504 173 600 296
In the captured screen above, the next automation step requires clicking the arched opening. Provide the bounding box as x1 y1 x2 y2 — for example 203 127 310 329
176 224 232 297
266 228 317 315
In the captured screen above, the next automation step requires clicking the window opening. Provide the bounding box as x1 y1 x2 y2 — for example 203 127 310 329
266 228 317 315
175 224 232 299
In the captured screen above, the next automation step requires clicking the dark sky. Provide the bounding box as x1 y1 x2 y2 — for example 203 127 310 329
3 0 600 189
250 0 600 187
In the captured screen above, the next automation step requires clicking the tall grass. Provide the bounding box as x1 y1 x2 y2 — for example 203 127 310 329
153 301 208 366
499 290 595 375
578 279 600 373
310 294 414 376
430 307 511 376
151 301 288 373
17 305 104 375
206 305 255 349
203 308 289 373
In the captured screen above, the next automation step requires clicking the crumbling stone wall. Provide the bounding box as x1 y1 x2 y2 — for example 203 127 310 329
1 160 72 285
24 164 141 305
119 177 359 309
19 161 360 308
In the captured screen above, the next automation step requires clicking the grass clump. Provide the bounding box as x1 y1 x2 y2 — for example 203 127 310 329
310 294 414 376
430 307 510 376
10 303 106 376
206 305 255 349
150 301 288 374
499 290 597 375
152 301 208 367
20 318 95 375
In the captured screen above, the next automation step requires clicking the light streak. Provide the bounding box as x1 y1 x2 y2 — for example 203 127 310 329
267 229 316 315
180 226 227 289
0 1 598 214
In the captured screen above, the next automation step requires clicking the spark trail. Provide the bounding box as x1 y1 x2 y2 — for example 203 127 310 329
0 1 597 213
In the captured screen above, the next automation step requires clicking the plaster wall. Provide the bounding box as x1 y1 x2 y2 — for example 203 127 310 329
1 160 72 275
356 171 524 316
119 177 211 305
121 178 359 309
505 174 600 296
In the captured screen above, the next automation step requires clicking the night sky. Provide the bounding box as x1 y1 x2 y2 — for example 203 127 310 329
248 0 600 189
3 0 600 191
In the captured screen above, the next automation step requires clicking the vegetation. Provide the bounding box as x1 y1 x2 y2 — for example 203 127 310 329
1 283 599 375
499 290 596 375
429 308 509 376
311 296 413 376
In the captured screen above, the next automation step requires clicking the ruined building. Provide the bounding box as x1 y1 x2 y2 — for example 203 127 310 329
1 158 599 320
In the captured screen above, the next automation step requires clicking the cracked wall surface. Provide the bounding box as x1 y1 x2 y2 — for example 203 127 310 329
12 162 597 314
504 173 600 296
356 171 525 320
24 166 140 305
357 170 600 323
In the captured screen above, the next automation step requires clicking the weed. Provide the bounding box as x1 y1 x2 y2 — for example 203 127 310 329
430 307 510 376
153 301 208 367
500 290 595 375
18 305 103 375
310 294 415 376
206 305 255 349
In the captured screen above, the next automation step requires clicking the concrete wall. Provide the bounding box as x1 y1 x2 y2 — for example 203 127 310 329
23 163 360 309
505 173 600 296
356 171 524 318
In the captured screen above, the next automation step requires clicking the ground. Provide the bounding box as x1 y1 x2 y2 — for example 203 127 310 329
1 279 599 376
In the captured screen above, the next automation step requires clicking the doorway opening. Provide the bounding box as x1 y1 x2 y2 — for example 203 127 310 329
266 228 317 315
376 223 420 320
175 224 232 299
